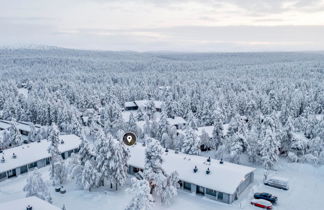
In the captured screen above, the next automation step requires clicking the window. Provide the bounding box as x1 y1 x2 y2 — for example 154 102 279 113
133 167 140 173
217 192 223 200
0 172 6 179
196 185 205 195
183 182 191 191
206 188 216 197
28 162 37 169
20 165 28 174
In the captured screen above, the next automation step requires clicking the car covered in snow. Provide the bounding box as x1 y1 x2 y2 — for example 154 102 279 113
264 176 289 190
254 192 277 203
251 199 272 209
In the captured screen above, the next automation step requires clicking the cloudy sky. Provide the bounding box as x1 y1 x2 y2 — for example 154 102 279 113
1 0 324 51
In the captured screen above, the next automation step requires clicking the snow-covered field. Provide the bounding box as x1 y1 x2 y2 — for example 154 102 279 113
1 161 323 210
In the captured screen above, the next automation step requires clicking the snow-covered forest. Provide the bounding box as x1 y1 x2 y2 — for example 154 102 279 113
0 49 323 168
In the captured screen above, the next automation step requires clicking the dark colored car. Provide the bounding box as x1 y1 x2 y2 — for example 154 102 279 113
254 193 278 204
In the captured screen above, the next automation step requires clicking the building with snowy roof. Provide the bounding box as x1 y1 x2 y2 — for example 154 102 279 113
135 116 187 131
0 196 60 210
127 143 255 204
124 100 162 112
0 120 41 137
0 134 81 182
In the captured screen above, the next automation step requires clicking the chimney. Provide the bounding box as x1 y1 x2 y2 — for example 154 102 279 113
26 205 32 210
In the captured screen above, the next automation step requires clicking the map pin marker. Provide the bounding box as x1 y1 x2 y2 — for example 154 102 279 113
123 132 137 146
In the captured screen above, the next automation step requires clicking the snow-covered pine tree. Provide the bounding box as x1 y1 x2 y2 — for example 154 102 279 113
23 171 52 203
125 178 152 210
9 119 23 146
81 160 98 191
200 129 211 150
260 128 281 169
187 111 198 130
47 123 65 186
160 171 179 205
144 138 167 198
158 110 169 139
127 112 138 134
211 120 224 150
94 129 113 186
110 138 129 190
182 127 200 155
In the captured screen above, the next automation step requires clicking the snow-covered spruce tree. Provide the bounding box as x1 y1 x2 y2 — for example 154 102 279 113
48 123 65 186
78 131 93 166
213 120 224 150
23 171 52 203
146 100 156 120
144 138 167 198
110 138 129 190
125 178 152 210
161 132 171 149
157 110 169 139
28 124 38 142
227 133 245 164
160 171 179 205
182 127 200 155
200 129 211 150
127 112 138 134
81 160 98 191
260 128 281 169
187 111 198 130
94 128 113 186
66 153 83 185
9 119 23 146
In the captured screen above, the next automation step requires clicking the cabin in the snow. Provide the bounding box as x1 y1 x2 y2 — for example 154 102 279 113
0 196 60 210
0 135 81 182
124 100 162 112
0 120 41 137
127 143 255 204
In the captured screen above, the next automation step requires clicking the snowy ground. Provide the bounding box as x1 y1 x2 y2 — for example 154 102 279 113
0 161 323 210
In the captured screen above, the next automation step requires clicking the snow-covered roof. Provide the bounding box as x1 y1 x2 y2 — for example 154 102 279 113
0 135 81 173
124 101 137 108
135 116 186 131
0 121 11 130
127 144 255 195
178 124 229 138
0 196 60 210
167 117 187 126
0 120 41 133
130 100 162 109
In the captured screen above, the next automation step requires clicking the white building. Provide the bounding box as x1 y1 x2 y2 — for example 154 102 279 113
124 100 162 112
0 120 41 136
127 143 255 204
0 196 60 210
0 135 81 182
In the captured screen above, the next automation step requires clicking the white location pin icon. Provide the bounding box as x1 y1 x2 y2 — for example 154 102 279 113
127 135 132 143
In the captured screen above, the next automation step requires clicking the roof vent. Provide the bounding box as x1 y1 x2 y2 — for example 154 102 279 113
220 159 224 164
165 148 169 152
26 205 32 210
206 168 210 175
142 142 146 147
193 166 198 173
61 140 65 144
1 156 5 163
12 153 17 159
207 157 211 162
175 149 179 154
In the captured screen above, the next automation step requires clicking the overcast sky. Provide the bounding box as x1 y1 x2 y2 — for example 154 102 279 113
1 0 324 52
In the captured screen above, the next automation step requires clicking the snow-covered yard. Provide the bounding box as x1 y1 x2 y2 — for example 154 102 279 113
1 161 323 210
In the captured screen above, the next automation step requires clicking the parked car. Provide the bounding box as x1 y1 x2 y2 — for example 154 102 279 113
264 176 289 190
251 199 272 209
254 192 278 204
